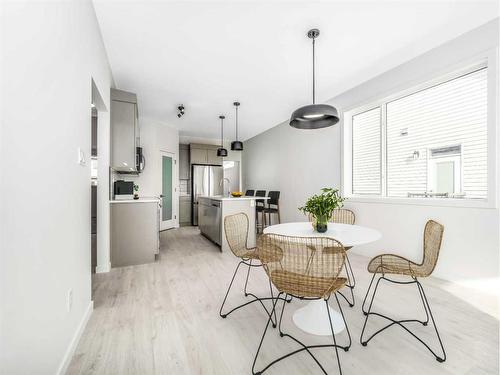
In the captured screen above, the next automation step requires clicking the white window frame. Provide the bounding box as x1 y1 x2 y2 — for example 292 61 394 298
342 50 498 209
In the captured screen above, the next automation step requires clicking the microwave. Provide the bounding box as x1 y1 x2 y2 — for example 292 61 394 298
114 180 134 200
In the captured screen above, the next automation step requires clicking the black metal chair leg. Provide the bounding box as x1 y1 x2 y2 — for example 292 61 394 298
338 266 355 308
254 292 352 375
326 298 343 375
244 259 252 297
271 299 329 374
278 294 287 337
219 261 243 318
268 279 278 328
360 275 447 363
345 255 356 288
334 293 352 351
360 274 383 345
252 292 282 375
220 261 279 325
361 272 378 315
416 280 430 325
417 281 447 362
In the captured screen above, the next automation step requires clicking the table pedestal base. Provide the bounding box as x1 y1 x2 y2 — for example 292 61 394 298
292 299 345 336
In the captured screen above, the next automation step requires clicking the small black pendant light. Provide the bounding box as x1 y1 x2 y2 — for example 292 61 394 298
231 101 243 151
290 29 339 129
217 115 228 157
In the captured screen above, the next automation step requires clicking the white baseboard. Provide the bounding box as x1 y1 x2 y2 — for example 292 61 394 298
56 301 94 375
95 261 111 273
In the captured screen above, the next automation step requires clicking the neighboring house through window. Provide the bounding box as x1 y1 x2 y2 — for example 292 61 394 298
345 64 490 203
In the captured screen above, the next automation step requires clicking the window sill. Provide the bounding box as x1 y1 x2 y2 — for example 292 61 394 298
344 195 496 209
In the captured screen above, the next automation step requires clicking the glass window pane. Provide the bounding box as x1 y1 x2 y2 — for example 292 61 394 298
386 68 487 199
162 155 173 221
352 107 381 195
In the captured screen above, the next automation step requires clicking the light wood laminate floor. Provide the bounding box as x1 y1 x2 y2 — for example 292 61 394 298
68 227 499 375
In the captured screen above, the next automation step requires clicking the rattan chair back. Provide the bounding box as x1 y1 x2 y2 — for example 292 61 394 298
331 209 355 225
420 220 444 277
258 234 346 298
224 213 250 258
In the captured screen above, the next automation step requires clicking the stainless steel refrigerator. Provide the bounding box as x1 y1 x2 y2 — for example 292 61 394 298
191 165 223 226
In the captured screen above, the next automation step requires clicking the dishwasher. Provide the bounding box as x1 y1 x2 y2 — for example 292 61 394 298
199 198 221 246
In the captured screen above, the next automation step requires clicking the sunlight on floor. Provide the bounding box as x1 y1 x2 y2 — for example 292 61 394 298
439 277 500 319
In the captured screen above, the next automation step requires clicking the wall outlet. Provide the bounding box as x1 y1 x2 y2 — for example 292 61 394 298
67 288 73 312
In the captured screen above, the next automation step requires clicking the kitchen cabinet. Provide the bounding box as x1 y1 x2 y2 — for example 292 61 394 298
111 88 139 173
179 196 191 225
111 200 159 267
198 197 221 245
207 148 221 165
179 144 190 180
190 146 208 164
190 144 222 166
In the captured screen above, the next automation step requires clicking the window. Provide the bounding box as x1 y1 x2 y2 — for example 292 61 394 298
352 107 381 195
347 65 489 201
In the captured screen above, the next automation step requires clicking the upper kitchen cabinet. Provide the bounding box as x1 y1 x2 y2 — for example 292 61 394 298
207 148 221 165
190 144 222 166
111 88 139 173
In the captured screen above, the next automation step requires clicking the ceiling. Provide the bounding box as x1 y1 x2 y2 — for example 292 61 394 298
93 0 498 141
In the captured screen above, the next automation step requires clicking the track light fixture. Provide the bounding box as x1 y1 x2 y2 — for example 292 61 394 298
177 104 185 118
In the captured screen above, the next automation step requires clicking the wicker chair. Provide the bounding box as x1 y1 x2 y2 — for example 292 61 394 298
252 234 351 375
331 209 355 226
330 209 357 307
360 220 446 362
307 208 357 307
219 213 285 324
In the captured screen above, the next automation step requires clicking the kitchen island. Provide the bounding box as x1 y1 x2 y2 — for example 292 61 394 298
198 196 268 252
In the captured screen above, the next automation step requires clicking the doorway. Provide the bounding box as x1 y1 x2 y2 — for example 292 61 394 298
91 107 98 274
160 150 177 230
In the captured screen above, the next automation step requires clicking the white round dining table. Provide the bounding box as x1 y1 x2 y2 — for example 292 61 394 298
263 222 382 336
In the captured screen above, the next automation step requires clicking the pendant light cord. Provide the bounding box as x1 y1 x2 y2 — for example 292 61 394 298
221 117 224 147
235 105 239 141
312 37 316 105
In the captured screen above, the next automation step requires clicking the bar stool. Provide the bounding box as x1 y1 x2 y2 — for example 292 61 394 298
255 190 266 233
245 189 255 196
263 191 280 227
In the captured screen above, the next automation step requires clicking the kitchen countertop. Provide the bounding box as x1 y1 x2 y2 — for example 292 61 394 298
199 195 270 201
110 197 160 204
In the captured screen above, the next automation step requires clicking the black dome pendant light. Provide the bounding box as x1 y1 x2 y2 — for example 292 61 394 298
231 101 243 151
217 115 228 157
289 29 339 129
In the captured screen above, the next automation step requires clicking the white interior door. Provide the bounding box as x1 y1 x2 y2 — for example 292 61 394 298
160 151 177 230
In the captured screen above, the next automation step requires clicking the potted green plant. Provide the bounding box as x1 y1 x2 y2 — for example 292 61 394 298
299 188 345 233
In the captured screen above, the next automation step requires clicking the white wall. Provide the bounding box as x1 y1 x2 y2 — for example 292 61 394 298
0 1 114 374
243 19 499 284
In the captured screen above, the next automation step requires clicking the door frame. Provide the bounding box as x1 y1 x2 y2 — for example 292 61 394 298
159 150 178 230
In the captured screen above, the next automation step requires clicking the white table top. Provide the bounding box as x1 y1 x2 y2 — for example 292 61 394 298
263 222 382 247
